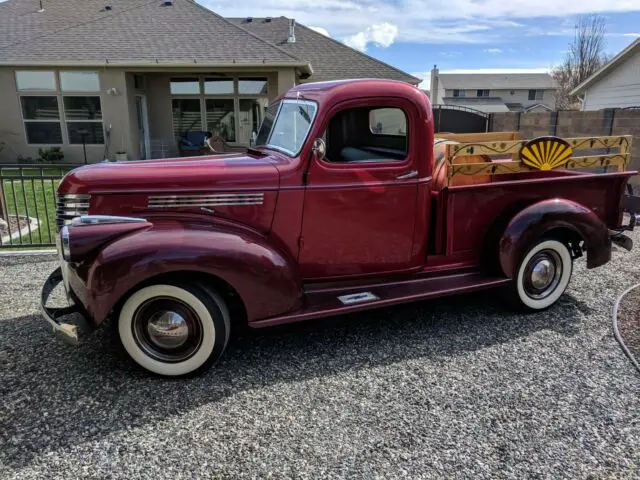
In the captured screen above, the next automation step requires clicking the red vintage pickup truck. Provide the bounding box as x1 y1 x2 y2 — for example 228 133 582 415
42 79 640 376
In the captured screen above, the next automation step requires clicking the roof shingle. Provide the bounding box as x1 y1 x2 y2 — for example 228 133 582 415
0 0 306 67
228 17 420 84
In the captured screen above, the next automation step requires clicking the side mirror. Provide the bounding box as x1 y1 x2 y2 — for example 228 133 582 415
311 138 326 160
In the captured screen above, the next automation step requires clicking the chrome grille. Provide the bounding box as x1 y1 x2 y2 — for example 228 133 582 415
56 194 91 230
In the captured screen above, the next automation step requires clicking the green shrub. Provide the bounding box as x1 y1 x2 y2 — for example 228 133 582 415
38 147 65 163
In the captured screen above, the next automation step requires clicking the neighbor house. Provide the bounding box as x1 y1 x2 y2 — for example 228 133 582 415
0 0 418 164
429 66 556 113
571 38 640 111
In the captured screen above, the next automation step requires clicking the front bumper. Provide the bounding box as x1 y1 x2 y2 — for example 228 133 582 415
40 267 83 345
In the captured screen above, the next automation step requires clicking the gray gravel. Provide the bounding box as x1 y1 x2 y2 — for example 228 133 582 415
1 236 640 479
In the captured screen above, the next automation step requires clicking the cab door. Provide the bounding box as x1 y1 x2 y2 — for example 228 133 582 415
298 98 420 279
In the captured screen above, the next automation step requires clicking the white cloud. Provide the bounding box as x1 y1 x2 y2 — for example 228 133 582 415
484 48 503 54
623 32 640 37
204 0 640 45
343 22 398 52
308 26 331 37
438 51 462 57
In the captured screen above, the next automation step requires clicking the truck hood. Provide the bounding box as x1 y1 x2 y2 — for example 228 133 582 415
59 153 280 195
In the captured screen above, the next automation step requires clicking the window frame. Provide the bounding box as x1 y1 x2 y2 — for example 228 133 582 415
169 75 269 145
319 103 411 166
528 89 544 101
63 94 105 145
19 94 64 146
16 70 104 147
368 107 408 138
476 89 490 97
452 89 466 98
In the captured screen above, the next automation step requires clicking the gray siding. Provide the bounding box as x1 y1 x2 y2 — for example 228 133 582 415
583 48 640 110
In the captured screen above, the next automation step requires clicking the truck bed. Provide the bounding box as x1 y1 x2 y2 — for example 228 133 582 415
430 170 635 260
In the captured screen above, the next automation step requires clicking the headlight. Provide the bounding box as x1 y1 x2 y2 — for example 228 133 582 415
60 225 71 261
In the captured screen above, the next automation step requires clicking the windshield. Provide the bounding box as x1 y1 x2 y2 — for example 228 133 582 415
255 99 317 156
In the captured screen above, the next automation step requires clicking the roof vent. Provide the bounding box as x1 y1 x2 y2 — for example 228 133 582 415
104 5 112 11
265 17 272 23
246 17 253 23
162 0 173 6
37 0 44 12
287 18 296 43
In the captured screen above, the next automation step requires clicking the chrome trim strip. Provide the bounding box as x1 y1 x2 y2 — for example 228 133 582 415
58 194 91 200
147 193 264 208
71 215 147 226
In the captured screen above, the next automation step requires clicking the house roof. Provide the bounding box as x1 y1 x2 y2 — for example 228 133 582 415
228 17 420 85
570 38 640 95
439 73 556 90
0 0 310 72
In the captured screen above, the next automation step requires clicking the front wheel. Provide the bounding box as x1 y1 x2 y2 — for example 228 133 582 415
510 239 573 311
118 282 230 377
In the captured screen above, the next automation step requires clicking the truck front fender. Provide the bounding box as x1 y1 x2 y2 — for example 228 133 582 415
499 198 610 278
81 220 302 325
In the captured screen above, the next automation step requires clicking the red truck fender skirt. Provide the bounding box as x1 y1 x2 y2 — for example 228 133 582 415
498 198 611 279
83 221 303 326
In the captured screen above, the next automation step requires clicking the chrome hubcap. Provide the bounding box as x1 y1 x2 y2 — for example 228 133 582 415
132 297 203 363
523 250 562 300
146 311 189 349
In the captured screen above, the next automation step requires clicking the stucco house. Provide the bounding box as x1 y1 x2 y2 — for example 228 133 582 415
571 38 640 111
0 0 418 163
429 66 556 113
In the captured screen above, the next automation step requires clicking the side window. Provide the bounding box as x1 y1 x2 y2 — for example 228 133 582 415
322 106 408 164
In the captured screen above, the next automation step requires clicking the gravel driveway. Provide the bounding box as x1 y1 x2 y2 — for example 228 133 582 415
1 235 640 479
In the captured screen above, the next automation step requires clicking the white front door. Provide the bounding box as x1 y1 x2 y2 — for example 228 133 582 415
135 95 151 159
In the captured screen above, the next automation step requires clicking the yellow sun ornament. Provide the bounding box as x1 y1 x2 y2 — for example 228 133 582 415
519 136 574 171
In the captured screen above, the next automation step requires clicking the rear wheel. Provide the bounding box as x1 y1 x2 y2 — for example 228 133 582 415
118 282 230 377
510 239 573 311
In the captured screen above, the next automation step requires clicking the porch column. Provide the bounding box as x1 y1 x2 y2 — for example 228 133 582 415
276 68 296 96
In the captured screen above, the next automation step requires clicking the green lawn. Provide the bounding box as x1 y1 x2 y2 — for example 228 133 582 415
1 166 73 246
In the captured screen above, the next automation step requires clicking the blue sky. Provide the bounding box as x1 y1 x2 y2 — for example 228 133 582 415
205 0 640 88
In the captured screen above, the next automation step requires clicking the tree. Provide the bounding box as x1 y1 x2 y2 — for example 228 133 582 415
553 15 608 110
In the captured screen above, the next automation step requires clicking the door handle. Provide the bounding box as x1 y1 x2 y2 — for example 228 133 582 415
396 170 418 180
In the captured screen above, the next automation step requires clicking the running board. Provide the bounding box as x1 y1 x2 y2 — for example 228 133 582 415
250 272 511 328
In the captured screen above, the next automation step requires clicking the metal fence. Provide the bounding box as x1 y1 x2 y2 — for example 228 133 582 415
0 164 75 249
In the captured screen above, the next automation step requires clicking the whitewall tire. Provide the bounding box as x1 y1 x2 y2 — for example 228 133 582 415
512 239 573 311
118 283 230 376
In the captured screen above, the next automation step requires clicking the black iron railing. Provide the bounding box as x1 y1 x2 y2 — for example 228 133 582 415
0 164 76 249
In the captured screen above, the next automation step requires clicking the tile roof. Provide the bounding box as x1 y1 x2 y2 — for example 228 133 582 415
0 0 307 68
228 17 420 85
440 73 556 90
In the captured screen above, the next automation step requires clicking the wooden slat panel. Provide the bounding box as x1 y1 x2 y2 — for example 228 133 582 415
450 154 629 177
436 132 520 143
449 135 632 157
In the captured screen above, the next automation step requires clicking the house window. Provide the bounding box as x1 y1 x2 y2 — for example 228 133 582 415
238 78 268 95
528 89 544 101
453 89 466 97
204 78 234 95
369 108 407 136
206 99 235 142
64 96 104 144
17 70 104 146
170 78 200 95
476 89 490 97
60 71 100 92
239 98 269 144
16 71 56 91
170 76 269 145
20 96 63 144
172 98 202 139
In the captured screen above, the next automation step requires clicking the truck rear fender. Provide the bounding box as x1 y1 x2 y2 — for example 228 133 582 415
499 198 610 278
83 222 303 325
